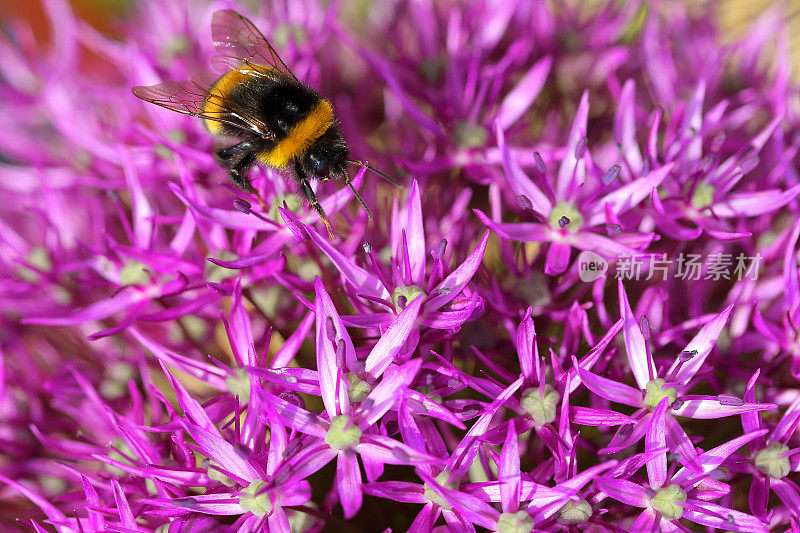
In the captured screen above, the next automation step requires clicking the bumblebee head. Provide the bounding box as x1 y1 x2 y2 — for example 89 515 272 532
299 127 348 182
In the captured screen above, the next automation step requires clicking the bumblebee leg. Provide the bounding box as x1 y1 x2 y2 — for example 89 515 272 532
217 140 267 209
215 140 254 170
300 178 334 238
228 168 267 210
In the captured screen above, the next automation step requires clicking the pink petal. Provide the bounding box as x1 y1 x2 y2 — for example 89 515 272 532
683 500 767 532
308 227 389 301
356 434 441 464
673 430 769 485
671 397 776 419
516 308 538 380
646 399 669 489
426 231 490 311
267 395 327 438
572 231 637 257
496 56 552 130
184 424 260 483
361 360 422 427
315 277 354 417
499 420 521 513
556 91 589 199
365 296 423 377
395 180 426 285
228 281 257 366
112 479 136 528
337 455 363 519
573 361 641 407
570 406 635 426
544 241 571 275
619 280 655 389
594 477 648 507
496 125 551 215
713 184 800 218
614 79 643 171
586 163 674 226
667 304 733 384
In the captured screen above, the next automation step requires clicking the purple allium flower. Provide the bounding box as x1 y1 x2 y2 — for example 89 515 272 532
476 92 662 275
2 0 800 530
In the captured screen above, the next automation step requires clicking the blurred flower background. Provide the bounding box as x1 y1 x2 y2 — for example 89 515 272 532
1 0 800 531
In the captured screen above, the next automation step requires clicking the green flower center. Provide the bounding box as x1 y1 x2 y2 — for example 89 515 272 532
225 368 251 403
325 415 362 450
643 378 678 409
268 193 302 222
28 246 52 272
120 260 150 286
496 510 534 533
424 471 457 510
345 373 372 403
392 285 426 313
690 182 715 210
19 246 52 282
206 460 235 487
651 484 687 520
548 202 584 233
754 442 790 479
238 480 273 517
454 121 489 149
557 499 593 524
520 385 560 425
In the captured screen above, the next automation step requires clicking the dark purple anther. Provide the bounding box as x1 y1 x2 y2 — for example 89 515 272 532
434 238 447 259
233 198 252 214
718 395 744 406
558 216 570 228
459 403 482 418
383 419 399 435
336 339 346 368
280 392 304 408
575 137 588 158
602 164 621 185
392 447 410 462
325 317 336 341
173 497 198 509
534 151 546 173
517 195 533 210
639 316 651 341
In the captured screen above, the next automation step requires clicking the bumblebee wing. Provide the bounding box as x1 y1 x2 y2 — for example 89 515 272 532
211 9 300 83
132 77 276 139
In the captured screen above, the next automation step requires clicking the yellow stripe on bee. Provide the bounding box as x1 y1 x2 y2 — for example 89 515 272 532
258 99 334 169
203 66 272 134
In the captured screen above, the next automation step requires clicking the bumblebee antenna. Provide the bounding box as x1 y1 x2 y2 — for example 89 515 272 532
347 159 401 187
346 180 373 221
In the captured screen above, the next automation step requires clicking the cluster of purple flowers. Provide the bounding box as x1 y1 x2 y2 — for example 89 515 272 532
2 0 800 531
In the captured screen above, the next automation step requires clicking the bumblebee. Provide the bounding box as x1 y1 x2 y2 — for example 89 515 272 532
132 9 393 236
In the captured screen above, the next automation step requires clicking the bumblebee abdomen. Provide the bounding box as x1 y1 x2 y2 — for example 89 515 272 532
257 99 334 169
